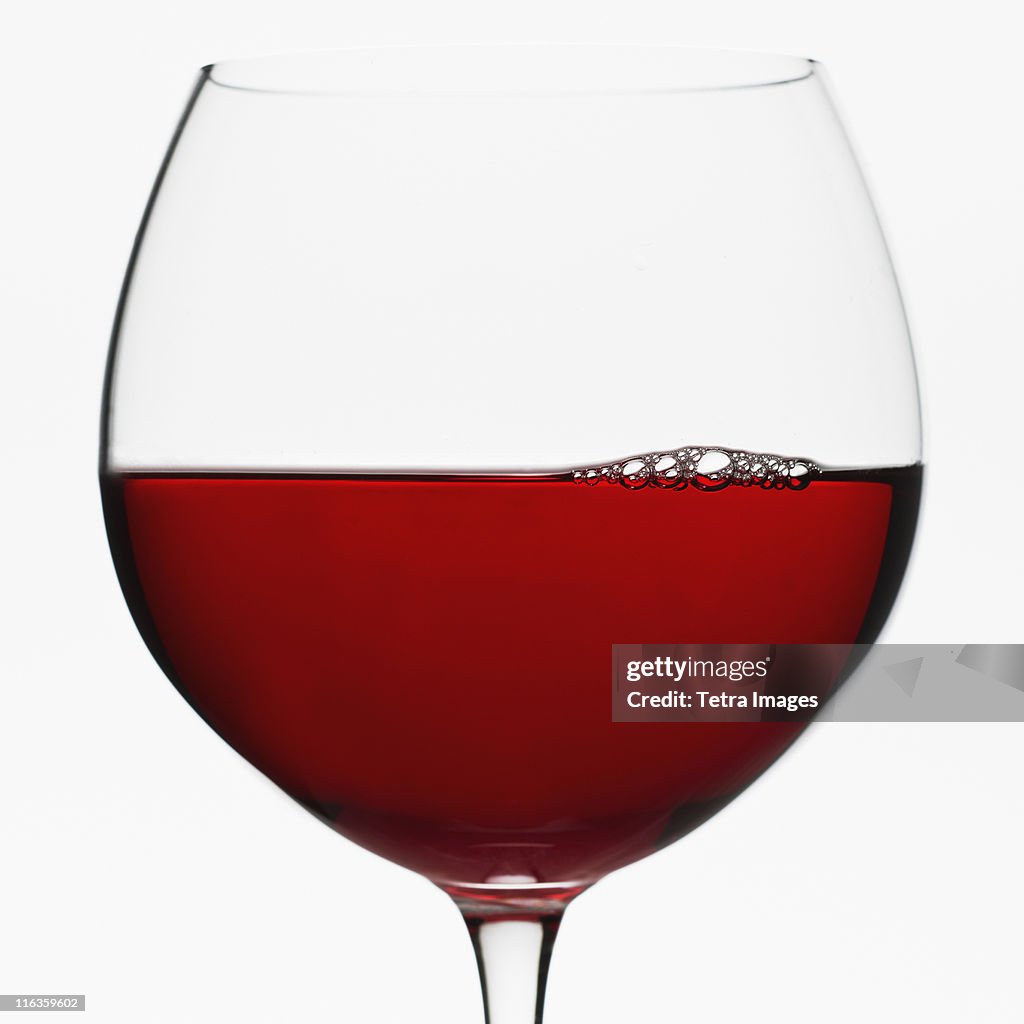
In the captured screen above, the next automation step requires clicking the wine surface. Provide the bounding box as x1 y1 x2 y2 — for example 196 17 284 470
102 456 921 894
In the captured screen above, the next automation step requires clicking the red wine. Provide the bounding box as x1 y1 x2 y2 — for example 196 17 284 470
101 452 921 896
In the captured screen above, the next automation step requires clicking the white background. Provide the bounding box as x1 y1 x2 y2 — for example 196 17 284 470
2 1 1022 1021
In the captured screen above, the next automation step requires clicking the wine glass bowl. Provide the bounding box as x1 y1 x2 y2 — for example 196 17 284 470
101 45 921 1022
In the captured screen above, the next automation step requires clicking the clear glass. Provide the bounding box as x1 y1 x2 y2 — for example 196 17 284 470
100 45 922 1024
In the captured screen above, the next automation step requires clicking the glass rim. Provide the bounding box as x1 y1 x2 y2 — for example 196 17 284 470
203 44 818 99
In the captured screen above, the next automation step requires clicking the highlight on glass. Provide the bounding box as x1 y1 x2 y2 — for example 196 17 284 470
100 45 922 1023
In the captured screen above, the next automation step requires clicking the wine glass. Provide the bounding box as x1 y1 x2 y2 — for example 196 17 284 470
100 45 922 1023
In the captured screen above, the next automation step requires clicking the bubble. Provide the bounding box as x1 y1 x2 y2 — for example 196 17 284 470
696 449 731 476
573 445 820 492
620 458 652 489
653 453 682 487
788 462 812 490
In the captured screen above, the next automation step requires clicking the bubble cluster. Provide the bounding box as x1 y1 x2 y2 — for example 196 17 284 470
571 446 819 491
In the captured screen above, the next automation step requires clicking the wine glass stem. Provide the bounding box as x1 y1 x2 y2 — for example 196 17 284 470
465 914 561 1024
